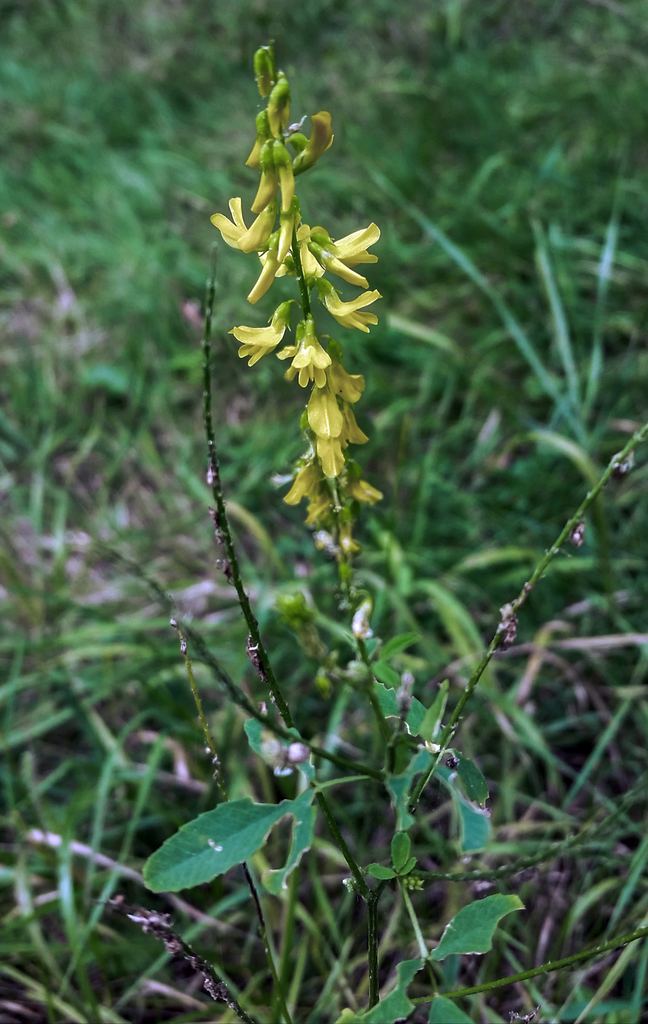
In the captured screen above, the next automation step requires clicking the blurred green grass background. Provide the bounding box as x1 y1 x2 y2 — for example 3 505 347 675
2 1 648 1021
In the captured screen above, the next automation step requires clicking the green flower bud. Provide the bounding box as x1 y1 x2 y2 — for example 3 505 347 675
246 110 272 168
267 74 291 137
253 46 275 97
293 111 334 176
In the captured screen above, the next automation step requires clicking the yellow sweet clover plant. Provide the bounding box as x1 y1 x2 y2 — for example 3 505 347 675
210 43 382 572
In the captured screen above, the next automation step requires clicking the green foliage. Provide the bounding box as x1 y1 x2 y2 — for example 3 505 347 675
335 958 422 1023
428 995 474 1023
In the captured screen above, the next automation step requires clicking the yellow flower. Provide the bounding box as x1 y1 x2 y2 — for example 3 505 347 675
236 200 277 253
317 280 381 332
277 318 331 387
248 249 282 304
273 141 295 213
283 460 321 505
347 477 382 504
305 485 333 524
327 223 380 267
210 198 247 248
339 405 368 447
327 357 365 404
277 198 300 263
307 386 343 438
251 142 279 214
317 435 345 478
293 112 334 175
230 302 292 366
307 239 369 288
246 110 272 168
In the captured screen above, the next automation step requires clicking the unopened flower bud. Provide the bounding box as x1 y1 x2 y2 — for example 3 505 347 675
253 46 275 98
267 74 291 136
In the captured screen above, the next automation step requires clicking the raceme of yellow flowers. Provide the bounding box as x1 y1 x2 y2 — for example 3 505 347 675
210 44 382 553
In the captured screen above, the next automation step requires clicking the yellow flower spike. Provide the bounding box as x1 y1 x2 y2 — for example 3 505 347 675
236 200 277 253
317 279 381 332
210 197 247 248
308 386 343 439
267 74 291 137
347 476 383 504
339 404 369 447
251 142 279 214
278 318 331 387
293 111 334 176
273 141 296 213
230 301 292 366
277 198 300 263
317 435 345 478
327 356 365 404
283 460 321 505
248 249 282 304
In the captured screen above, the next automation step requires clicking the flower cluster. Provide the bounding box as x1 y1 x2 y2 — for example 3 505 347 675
210 44 382 548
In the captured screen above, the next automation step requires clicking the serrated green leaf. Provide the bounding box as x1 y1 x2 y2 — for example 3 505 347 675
432 894 524 960
335 959 423 1022
380 632 421 661
455 754 488 808
429 996 474 1022
367 863 397 880
391 831 411 873
143 794 315 893
419 680 449 742
372 660 401 688
374 682 427 737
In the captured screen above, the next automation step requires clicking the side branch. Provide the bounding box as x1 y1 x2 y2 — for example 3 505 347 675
408 421 648 814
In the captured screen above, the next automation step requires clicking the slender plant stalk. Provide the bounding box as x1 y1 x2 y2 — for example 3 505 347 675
174 623 291 1023
413 924 648 1004
408 420 648 814
401 884 428 960
243 863 292 1024
202 260 294 728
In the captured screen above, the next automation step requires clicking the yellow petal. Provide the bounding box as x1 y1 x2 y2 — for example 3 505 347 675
327 360 365 403
248 251 282 304
348 478 382 504
340 405 368 446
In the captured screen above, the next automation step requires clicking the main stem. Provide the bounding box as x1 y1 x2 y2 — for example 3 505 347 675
408 420 648 814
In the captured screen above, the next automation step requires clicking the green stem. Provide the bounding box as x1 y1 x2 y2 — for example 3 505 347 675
412 925 648 1004
315 791 369 899
291 228 312 317
243 863 292 1024
400 883 428 960
367 892 380 1008
408 420 648 814
202 263 294 729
